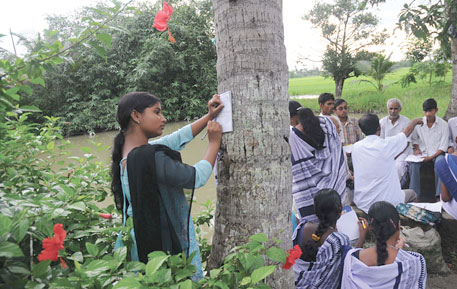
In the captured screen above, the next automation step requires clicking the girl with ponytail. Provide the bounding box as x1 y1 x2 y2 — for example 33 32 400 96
292 189 367 289
342 201 427 289
111 92 224 280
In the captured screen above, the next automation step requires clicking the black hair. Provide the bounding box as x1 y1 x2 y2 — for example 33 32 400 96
299 189 342 262
297 108 325 150
289 100 302 117
368 201 400 266
111 92 160 211
358 113 379 136
423 98 437 111
334 98 347 109
318 92 335 105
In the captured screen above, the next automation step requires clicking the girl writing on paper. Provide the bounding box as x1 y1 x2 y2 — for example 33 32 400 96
111 92 223 280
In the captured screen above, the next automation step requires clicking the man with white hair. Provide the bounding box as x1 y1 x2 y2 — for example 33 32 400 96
379 98 411 184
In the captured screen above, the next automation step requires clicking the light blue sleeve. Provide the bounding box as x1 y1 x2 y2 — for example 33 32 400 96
149 124 193 151
194 160 213 188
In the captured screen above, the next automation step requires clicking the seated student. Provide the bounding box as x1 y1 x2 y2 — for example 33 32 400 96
435 153 457 220
334 98 364 146
342 201 427 289
379 98 412 183
352 114 423 213
293 189 367 289
289 100 302 127
448 116 457 154
289 108 347 222
409 98 449 200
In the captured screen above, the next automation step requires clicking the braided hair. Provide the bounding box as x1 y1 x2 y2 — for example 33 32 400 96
111 92 160 211
297 107 325 150
368 201 400 266
299 189 342 261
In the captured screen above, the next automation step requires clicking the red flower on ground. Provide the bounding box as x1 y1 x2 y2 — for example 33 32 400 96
153 1 173 32
282 244 302 269
64 122 70 125
38 224 67 263
99 213 112 220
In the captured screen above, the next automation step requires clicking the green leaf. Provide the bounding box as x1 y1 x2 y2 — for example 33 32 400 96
80 146 92 153
30 78 45 87
145 255 169 276
113 277 141 289
250 265 276 284
96 33 112 48
32 260 51 278
240 276 251 285
20 85 33 96
8 265 32 275
69 251 84 263
18 105 41 112
84 260 112 277
114 246 127 262
0 241 24 257
46 141 55 150
0 215 12 235
266 247 286 263
179 279 192 289
25 280 46 289
86 242 99 257
249 233 268 243
210 268 221 278
11 219 29 243
68 202 86 211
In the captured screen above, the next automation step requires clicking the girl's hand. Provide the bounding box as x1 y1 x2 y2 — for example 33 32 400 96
208 94 224 120
207 120 222 144
395 237 406 249
358 217 369 239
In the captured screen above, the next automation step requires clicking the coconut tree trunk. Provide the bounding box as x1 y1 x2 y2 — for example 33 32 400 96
209 0 293 287
444 37 457 120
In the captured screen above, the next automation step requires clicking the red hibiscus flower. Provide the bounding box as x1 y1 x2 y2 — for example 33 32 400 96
99 213 112 220
282 245 302 269
168 28 176 43
38 224 67 263
153 1 173 32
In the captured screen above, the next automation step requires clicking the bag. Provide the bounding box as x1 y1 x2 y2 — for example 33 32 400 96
396 203 441 225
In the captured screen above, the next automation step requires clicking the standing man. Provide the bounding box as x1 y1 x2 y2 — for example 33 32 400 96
352 114 422 213
318 92 344 143
334 98 363 146
379 98 411 183
409 98 449 200
448 116 457 154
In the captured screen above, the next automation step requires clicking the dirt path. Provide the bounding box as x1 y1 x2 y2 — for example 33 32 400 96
428 274 457 288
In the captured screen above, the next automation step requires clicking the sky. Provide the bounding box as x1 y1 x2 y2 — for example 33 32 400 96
0 0 411 70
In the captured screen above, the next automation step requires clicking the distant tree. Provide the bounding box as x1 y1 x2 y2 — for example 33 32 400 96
397 0 457 119
354 54 393 91
305 0 388 97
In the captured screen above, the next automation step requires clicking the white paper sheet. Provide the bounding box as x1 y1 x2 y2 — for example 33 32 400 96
405 154 425 163
409 202 442 213
343 144 353 154
214 91 233 133
336 207 360 241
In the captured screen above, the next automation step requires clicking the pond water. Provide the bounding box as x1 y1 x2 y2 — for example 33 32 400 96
65 121 217 218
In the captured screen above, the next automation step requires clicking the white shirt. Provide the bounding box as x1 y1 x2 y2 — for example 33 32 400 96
448 117 457 150
411 116 449 156
379 114 411 161
352 133 407 213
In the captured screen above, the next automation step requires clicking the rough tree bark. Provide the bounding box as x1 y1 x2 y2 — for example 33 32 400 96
209 0 294 287
444 37 457 120
335 78 345 98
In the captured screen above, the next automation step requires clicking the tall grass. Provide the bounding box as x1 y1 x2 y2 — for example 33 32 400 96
289 67 452 119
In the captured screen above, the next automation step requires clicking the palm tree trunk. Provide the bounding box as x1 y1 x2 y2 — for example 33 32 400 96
209 0 293 287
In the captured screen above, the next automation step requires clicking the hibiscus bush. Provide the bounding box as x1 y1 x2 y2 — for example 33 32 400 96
0 114 298 288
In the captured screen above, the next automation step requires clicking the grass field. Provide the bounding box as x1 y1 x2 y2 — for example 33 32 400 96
289 67 452 119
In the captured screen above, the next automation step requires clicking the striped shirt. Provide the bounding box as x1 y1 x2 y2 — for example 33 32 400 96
340 117 363 146
293 231 351 289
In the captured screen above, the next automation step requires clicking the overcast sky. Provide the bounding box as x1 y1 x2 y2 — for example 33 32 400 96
0 0 411 70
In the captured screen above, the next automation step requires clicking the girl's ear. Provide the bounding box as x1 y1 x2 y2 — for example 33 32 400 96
130 110 141 124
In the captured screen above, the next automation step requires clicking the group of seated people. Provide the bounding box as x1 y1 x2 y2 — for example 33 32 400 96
287 93 457 288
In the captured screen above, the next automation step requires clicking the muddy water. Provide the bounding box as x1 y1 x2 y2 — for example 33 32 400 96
65 121 217 217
